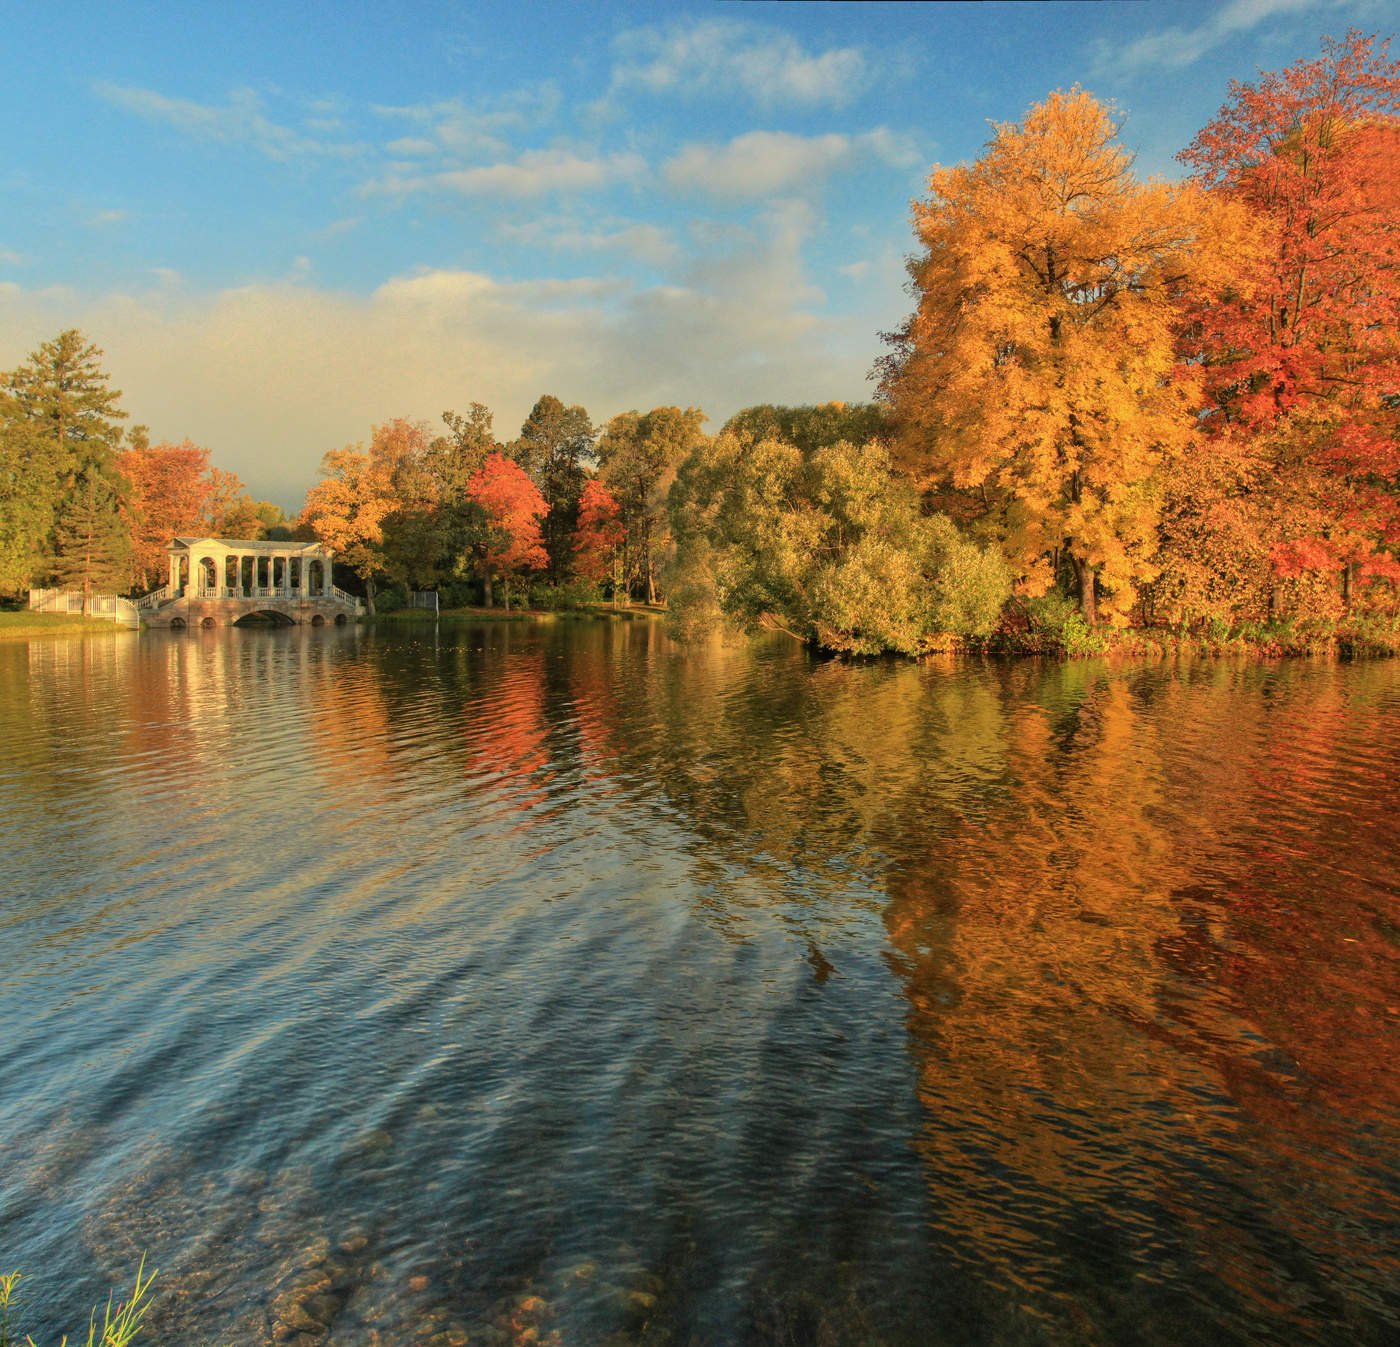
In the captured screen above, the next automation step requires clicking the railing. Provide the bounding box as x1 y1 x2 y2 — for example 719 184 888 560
138 582 363 613
135 584 174 610
408 590 440 613
28 589 140 627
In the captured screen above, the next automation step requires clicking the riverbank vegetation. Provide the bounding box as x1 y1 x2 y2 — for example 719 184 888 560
0 1262 155 1347
0 611 134 640
1 32 1394 654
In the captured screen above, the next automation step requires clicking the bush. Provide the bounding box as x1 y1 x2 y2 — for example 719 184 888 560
374 585 406 613
440 581 479 609
527 579 601 611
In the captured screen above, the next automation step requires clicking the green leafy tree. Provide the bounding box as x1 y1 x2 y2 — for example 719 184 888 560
428 405 499 596
597 406 706 603
668 432 1009 654
509 395 594 584
720 402 890 456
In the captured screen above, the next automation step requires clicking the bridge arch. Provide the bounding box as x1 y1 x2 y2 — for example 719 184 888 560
232 609 297 628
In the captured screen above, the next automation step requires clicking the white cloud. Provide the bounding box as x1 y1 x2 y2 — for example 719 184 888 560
309 216 363 241
372 85 561 159
663 129 912 199
1103 0 1331 72
610 18 869 108
499 218 679 268
89 210 129 227
367 148 647 199
0 230 882 508
95 83 361 160
385 136 438 156
0 246 23 266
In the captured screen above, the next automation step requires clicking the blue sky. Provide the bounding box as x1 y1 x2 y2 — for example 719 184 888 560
1 0 1391 507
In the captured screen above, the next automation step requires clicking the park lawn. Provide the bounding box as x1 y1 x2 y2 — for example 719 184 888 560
0 611 136 640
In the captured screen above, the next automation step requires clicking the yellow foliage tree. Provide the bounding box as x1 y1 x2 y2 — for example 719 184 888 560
880 89 1241 623
299 446 394 614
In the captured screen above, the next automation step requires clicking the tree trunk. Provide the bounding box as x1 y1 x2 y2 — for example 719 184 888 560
482 564 494 609
364 574 377 617
504 574 512 612
1341 563 1352 612
1070 553 1097 626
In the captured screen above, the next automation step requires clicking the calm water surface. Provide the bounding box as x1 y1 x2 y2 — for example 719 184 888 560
1 622 1397 1346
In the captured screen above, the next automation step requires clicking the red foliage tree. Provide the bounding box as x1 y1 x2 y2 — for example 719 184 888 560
572 479 625 588
1179 30 1400 606
466 451 547 609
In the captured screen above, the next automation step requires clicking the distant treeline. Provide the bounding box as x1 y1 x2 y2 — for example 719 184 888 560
3 33 1396 650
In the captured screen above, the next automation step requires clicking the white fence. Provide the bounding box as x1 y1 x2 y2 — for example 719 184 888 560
407 590 440 613
28 588 140 627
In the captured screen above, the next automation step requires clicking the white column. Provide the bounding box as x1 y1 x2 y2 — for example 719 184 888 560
169 554 178 591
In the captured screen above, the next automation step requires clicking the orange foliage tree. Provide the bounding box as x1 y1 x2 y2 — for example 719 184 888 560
1177 30 1400 614
572 478 625 596
879 89 1236 624
204 465 263 539
466 451 547 610
117 440 215 589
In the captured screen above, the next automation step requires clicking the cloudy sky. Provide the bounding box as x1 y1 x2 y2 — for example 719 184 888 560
1 0 1390 507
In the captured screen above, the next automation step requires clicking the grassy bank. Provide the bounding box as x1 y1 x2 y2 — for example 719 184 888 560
374 604 664 625
982 616 1400 660
0 612 136 641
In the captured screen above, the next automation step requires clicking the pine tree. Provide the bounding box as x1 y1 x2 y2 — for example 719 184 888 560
3 329 131 587
52 470 132 614
0 393 61 595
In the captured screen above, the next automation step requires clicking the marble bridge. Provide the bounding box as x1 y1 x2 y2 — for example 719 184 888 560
136 536 364 628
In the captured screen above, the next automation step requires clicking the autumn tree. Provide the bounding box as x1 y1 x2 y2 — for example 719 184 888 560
425 404 500 593
299 446 394 614
879 90 1229 624
573 479 626 600
1176 30 1400 613
510 395 593 584
596 406 705 603
466 452 547 610
203 466 265 539
365 417 442 590
117 440 215 588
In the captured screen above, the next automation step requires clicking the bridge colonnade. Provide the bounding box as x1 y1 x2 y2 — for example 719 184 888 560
168 538 334 600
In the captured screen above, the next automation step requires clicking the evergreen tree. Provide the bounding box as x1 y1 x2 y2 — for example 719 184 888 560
0 392 60 595
52 470 132 614
3 330 131 585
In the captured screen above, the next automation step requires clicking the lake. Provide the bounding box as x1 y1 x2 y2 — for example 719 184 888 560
1 621 1397 1346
